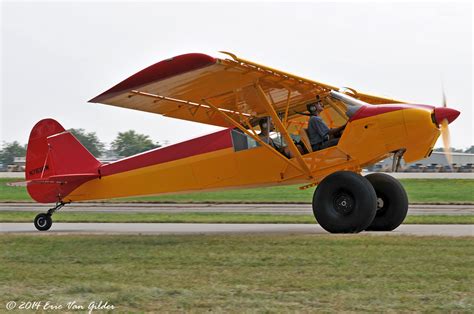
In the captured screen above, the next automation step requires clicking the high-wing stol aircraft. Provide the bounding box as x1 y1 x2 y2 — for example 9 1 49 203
21 52 460 233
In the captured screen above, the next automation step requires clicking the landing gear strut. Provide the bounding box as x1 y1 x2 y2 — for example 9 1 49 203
392 149 406 172
34 201 67 231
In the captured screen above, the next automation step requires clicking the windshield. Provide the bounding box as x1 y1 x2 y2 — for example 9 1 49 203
330 90 366 118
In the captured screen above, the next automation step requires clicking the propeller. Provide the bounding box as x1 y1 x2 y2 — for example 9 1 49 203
435 88 460 169
440 117 452 167
441 89 452 167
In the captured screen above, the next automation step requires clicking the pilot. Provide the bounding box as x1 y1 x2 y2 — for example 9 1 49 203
258 118 275 146
258 118 294 157
307 100 345 151
258 118 303 158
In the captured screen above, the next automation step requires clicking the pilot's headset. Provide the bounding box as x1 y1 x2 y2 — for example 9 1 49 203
306 103 318 115
307 96 322 115
259 117 270 133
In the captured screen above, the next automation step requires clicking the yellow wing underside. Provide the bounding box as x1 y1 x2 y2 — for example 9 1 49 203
90 52 405 128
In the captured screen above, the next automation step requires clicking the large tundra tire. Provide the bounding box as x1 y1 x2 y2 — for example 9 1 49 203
313 171 377 233
365 173 408 231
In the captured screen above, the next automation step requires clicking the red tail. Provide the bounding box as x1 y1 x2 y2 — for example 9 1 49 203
26 119 101 203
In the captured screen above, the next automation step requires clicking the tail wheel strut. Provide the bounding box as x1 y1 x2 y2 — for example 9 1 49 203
33 201 68 231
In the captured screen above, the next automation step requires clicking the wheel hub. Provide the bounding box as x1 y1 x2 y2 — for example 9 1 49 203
333 192 354 215
37 217 46 227
377 197 385 210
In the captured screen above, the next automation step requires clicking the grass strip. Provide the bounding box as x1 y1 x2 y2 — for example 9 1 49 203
0 211 472 224
0 234 472 312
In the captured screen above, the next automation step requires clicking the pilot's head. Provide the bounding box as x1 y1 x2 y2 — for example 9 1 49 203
307 102 323 115
259 118 274 133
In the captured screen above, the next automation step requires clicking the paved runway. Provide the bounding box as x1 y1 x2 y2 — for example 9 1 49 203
1 203 473 215
0 223 472 236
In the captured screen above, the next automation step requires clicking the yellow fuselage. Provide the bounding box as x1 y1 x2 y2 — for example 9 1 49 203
64 106 439 202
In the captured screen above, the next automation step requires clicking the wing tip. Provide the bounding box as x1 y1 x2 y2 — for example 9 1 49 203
88 53 217 104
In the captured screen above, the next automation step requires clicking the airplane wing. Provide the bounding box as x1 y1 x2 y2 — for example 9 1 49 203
89 52 406 127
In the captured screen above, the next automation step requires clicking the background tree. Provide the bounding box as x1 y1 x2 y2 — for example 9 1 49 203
433 147 463 153
111 130 160 157
464 146 474 154
68 128 105 158
0 141 27 167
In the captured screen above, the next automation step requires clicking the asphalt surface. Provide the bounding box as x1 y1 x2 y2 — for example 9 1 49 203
0 223 472 236
1 203 472 236
0 203 473 215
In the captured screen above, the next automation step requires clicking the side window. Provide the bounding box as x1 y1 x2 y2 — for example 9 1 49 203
231 129 259 152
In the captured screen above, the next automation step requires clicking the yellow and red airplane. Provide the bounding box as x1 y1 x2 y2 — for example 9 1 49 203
22 52 460 233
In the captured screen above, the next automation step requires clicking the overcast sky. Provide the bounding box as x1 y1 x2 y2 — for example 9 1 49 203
1 0 472 149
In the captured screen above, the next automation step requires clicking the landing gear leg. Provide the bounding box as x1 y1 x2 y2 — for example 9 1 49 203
34 201 67 231
392 149 406 172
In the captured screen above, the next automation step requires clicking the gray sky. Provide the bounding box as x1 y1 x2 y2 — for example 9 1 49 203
1 0 472 149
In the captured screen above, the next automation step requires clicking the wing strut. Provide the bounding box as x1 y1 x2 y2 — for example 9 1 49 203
254 83 313 179
283 90 292 126
201 99 305 175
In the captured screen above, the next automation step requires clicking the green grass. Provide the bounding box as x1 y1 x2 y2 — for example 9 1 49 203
0 211 473 224
0 234 472 312
1 178 473 203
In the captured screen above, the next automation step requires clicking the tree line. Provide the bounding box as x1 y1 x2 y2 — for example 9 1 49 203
0 129 161 167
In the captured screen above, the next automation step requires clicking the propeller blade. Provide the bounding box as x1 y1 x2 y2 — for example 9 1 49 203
440 118 453 169
441 81 447 108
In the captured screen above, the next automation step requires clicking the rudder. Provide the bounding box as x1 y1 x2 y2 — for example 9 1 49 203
26 119 101 203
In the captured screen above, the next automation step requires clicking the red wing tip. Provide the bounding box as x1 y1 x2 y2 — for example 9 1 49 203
89 53 217 103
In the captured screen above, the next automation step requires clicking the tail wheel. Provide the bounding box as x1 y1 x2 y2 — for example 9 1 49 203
34 213 52 231
313 171 377 233
365 173 408 231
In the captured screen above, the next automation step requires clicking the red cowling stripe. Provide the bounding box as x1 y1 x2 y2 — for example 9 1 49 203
349 104 434 121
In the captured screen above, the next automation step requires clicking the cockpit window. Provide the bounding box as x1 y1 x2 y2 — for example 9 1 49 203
231 129 258 152
345 102 362 118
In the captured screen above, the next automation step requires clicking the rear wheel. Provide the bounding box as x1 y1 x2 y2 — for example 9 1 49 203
313 171 377 233
34 213 52 231
365 173 408 231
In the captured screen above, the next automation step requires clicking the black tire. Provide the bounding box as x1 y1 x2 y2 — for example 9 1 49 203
313 171 377 233
365 173 408 231
34 213 52 231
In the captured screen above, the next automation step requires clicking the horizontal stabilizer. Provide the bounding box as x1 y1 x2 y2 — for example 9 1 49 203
7 174 101 187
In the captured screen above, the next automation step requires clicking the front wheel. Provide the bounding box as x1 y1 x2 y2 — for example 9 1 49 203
34 213 52 231
365 173 408 231
313 171 377 233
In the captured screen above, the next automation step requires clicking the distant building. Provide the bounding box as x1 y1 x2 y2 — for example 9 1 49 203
7 156 26 172
368 152 474 172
